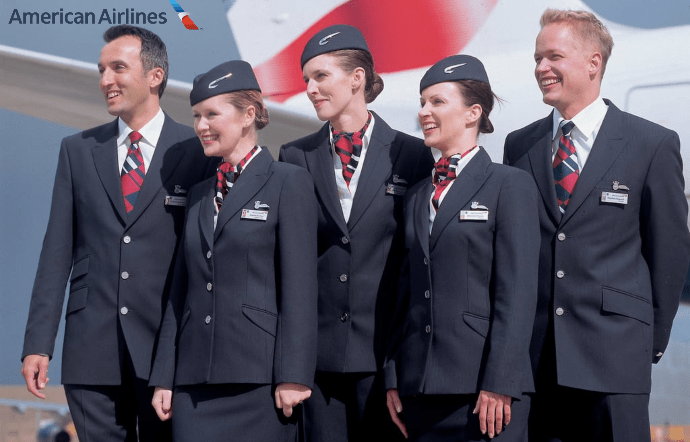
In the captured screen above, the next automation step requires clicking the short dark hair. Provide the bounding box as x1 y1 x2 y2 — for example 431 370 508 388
103 25 169 98
331 49 384 104
453 80 501 134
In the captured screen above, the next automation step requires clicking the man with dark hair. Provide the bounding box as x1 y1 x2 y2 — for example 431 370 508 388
504 9 690 442
21 24 214 442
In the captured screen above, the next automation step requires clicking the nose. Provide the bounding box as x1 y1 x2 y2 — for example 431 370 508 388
194 117 208 134
535 59 549 76
306 78 318 95
418 102 430 119
99 68 112 90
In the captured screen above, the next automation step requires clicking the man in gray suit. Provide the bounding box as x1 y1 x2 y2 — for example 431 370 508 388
504 9 690 442
21 25 214 442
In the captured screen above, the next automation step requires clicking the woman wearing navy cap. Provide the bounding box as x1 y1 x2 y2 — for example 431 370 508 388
279 25 434 442
149 60 318 441
384 55 540 441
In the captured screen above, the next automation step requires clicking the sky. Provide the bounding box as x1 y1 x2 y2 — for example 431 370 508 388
1 0 689 424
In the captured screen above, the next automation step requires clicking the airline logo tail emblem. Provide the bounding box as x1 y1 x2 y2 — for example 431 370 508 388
242 0 498 102
169 0 199 30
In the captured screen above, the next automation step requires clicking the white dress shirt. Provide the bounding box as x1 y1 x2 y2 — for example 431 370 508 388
117 108 165 173
551 97 609 171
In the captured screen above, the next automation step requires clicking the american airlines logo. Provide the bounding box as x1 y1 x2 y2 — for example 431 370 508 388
168 0 199 30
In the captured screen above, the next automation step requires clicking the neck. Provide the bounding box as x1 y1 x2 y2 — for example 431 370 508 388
558 90 600 120
224 136 257 166
330 103 369 133
439 134 478 159
119 101 160 132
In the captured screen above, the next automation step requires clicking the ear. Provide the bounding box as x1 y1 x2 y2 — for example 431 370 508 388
148 67 165 91
589 52 603 79
466 104 482 126
243 105 256 128
351 67 365 91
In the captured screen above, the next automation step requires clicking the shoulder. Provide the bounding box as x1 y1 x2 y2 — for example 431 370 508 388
280 123 329 153
506 115 550 143
62 119 117 147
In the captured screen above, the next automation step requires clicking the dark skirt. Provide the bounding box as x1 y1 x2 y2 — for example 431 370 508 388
401 393 530 442
172 383 298 442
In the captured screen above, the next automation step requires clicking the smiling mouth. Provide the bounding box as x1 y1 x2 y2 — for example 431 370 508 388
107 91 120 99
540 78 561 88
422 123 438 133
200 135 218 143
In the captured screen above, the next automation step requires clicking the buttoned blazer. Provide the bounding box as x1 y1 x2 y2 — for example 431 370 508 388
279 112 434 372
503 100 690 394
22 115 216 385
384 148 540 398
149 149 318 389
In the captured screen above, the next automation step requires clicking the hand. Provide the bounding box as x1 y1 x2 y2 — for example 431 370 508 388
473 390 512 438
274 383 311 418
151 387 173 421
21 355 50 399
386 389 408 439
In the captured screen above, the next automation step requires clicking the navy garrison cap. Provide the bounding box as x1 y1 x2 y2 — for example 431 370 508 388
300 24 370 68
190 60 261 106
420 55 490 93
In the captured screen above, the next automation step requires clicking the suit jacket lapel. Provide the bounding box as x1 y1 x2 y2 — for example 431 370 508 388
348 112 398 230
304 124 349 234
127 115 188 225
92 120 127 223
527 115 561 226
561 101 625 225
414 181 433 259
197 176 216 253
430 149 492 250
214 148 273 240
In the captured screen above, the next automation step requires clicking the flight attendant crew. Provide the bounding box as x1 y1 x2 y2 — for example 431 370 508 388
279 25 434 442
149 60 318 442
384 55 540 442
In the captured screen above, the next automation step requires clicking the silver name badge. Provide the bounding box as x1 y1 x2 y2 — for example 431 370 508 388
164 196 187 206
460 210 489 221
241 209 269 221
386 183 407 196
601 192 628 205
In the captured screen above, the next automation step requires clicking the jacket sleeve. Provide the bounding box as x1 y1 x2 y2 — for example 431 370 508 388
273 167 319 387
640 129 690 363
479 170 540 398
22 138 75 360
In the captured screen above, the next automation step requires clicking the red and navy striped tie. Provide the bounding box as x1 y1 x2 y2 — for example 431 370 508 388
431 146 477 211
553 120 579 213
332 112 372 188
214 145 260 213
121 131 145 213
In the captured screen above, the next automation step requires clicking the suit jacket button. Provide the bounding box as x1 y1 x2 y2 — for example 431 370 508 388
121 271 129 280
425 325 431 333
341 236 349 244
123 236 131 244
424 290 430 299
206 251 212 259
339 274 348 282
556 270 565 279
555 307 564 316
205 315 212 324
206 282 213 291
423 257 428 265
557 232 566 241
340 313 349 322
120 307 128 315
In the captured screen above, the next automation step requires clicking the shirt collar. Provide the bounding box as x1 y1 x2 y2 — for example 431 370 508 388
117 108 165 147
552 97 608 142
329 112 376 149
